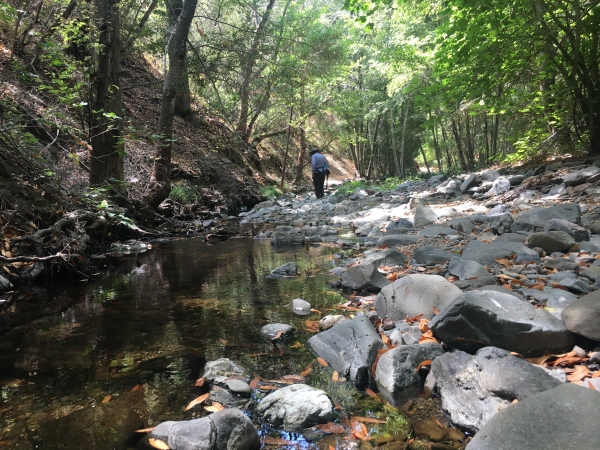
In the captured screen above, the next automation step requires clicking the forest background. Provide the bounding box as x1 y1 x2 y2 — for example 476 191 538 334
0 0 599 210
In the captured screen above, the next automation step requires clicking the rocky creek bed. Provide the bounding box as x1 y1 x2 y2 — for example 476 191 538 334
3 159 600 449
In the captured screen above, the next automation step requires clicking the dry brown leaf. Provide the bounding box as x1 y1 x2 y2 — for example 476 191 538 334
262 437 293 446
270 331 283 341
135 427 156 433
593 371 600 378
329 446 336 450
290 341 302 348
281 374 305 383
300 364 312 377
364 388 381 402
405 313 424 324
567 365 591 382
204 402 226 412
419 337 440 344
194 377 205 387
316 422 346 434
351 415 386 424
258 385 278 391
381 332 393 349
148 438 170 450
386 272 399 282
418 318 430 333
588 380 597 390
305 320 320 332
332 370 339 382
184 393 210 411
317 357 329 367
101 395 112 403
131 384 143 391
249 377 259 389
310 309 322 314
495 258 511 266
432 306 439 315
416 360 433 371
218 338 228 345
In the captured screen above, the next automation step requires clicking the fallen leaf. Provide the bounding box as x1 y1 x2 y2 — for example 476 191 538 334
567 365 591 382
249 377 259 389
386 272 399 281
262 437 293 446
381 332 393 348
418 318 430 333
317 357 329 367
316 422 346 434
102 395 112 403
593 371 600 378
148 438 170 450
329 446 336 450
218 338 228 345
258 385 278 391
131 384 143 391
416 360 433 371
332 370 339 382
419 337 440 344
135 427 156 433
300 364 312 377
495 258 511 266
432 306 439 315
204 401 226 412
310 309 322 314
290 341 302 348
184 393 210 411
194 377 205 387
270 331 283 341
351 415 386 424
364 388 381 402
405 313 423 324
588 380 597 390
281 374 305 383
305 320 320 332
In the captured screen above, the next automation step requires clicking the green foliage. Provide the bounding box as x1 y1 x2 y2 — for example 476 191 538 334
259 185 282 200
334 180 370 196
169 183 203 204
0 1 16 28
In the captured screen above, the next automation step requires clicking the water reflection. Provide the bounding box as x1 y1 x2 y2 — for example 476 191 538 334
0 237 348 449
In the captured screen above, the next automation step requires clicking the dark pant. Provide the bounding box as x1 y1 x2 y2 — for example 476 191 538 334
313 172 325 199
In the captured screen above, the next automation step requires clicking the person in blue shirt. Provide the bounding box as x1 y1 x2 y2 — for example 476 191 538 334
309 146 328 199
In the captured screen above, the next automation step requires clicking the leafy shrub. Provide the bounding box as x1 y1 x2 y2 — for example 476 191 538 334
260 185 282 200
169 183 201 204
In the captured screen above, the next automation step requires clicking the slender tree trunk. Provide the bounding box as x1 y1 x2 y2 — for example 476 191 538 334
89 0 125 192
451 118 468 172
420 144 430 174
165 0 192 118
399 103 410 177
464 111 474 170
280 106 293 190
145 0 197 207
236 0 276 140
293 124 306 184
389 108 400 177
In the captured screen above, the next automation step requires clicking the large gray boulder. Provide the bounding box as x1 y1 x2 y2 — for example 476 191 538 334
413 246 454 264
564 165 600 186
146 408 260 450
561 290 600 340
544 218 590 242
429 290 574 356
375 274 463 320
461 240 537 266
266 262 298 279
414 204 438 228
466 384 600 450
488 177 511 196
511 203 581 232
340 263 391 292
481 170 500 182
256 384 334 430
460 174 477 193
432 347 561 432
448 257 490 280
377 235 419 247
363 249 407 267
525 231 576 253
306 315 383 388
375 343 445 404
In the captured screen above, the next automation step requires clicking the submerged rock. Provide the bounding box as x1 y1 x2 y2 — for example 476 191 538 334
260 323 295 340
256 384 334 430
266 262 298 279
202 358 246 384
432 347 561 432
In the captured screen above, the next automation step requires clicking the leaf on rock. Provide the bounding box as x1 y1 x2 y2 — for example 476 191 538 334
249 377 259 389
495 258 511 266
204 401 226 412
194 377 205 387
135 427 155 433
405 313 423 324
131 384 143 391
332 371 339 382
281 374 305 383
184 392 210 411
416 360 433 372
101 395 112 403
262 437 293 446
270 331 283 341
148 438 170 449
588 380 597 390
305 320 320 332
351 415 386 424
381 332 393 349
317 357 329 367
418 319 430 333
258 385 278 391
364 388 381 402
432 306 439 315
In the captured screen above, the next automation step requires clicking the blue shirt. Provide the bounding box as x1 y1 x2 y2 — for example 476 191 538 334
311 152 327 172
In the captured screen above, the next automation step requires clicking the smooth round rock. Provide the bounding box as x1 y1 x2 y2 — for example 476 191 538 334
260 323 295 340
226 379 251 396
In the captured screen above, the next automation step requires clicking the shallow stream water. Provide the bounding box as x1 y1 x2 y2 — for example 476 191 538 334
0 237 462 449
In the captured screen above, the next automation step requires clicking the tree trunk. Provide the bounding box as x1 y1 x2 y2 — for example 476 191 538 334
451 118 468 172
145 0 197 207
280 106 293 190
165 0 192 118
389 108 400 177
399 102 410 178
89 0 125 192
236 0 276 140
293 125 306 184
420 144 430 174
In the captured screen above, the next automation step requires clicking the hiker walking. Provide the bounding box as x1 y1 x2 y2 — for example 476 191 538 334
309 146 328 199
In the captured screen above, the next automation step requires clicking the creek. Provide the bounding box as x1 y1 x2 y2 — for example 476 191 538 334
0 236 456 449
